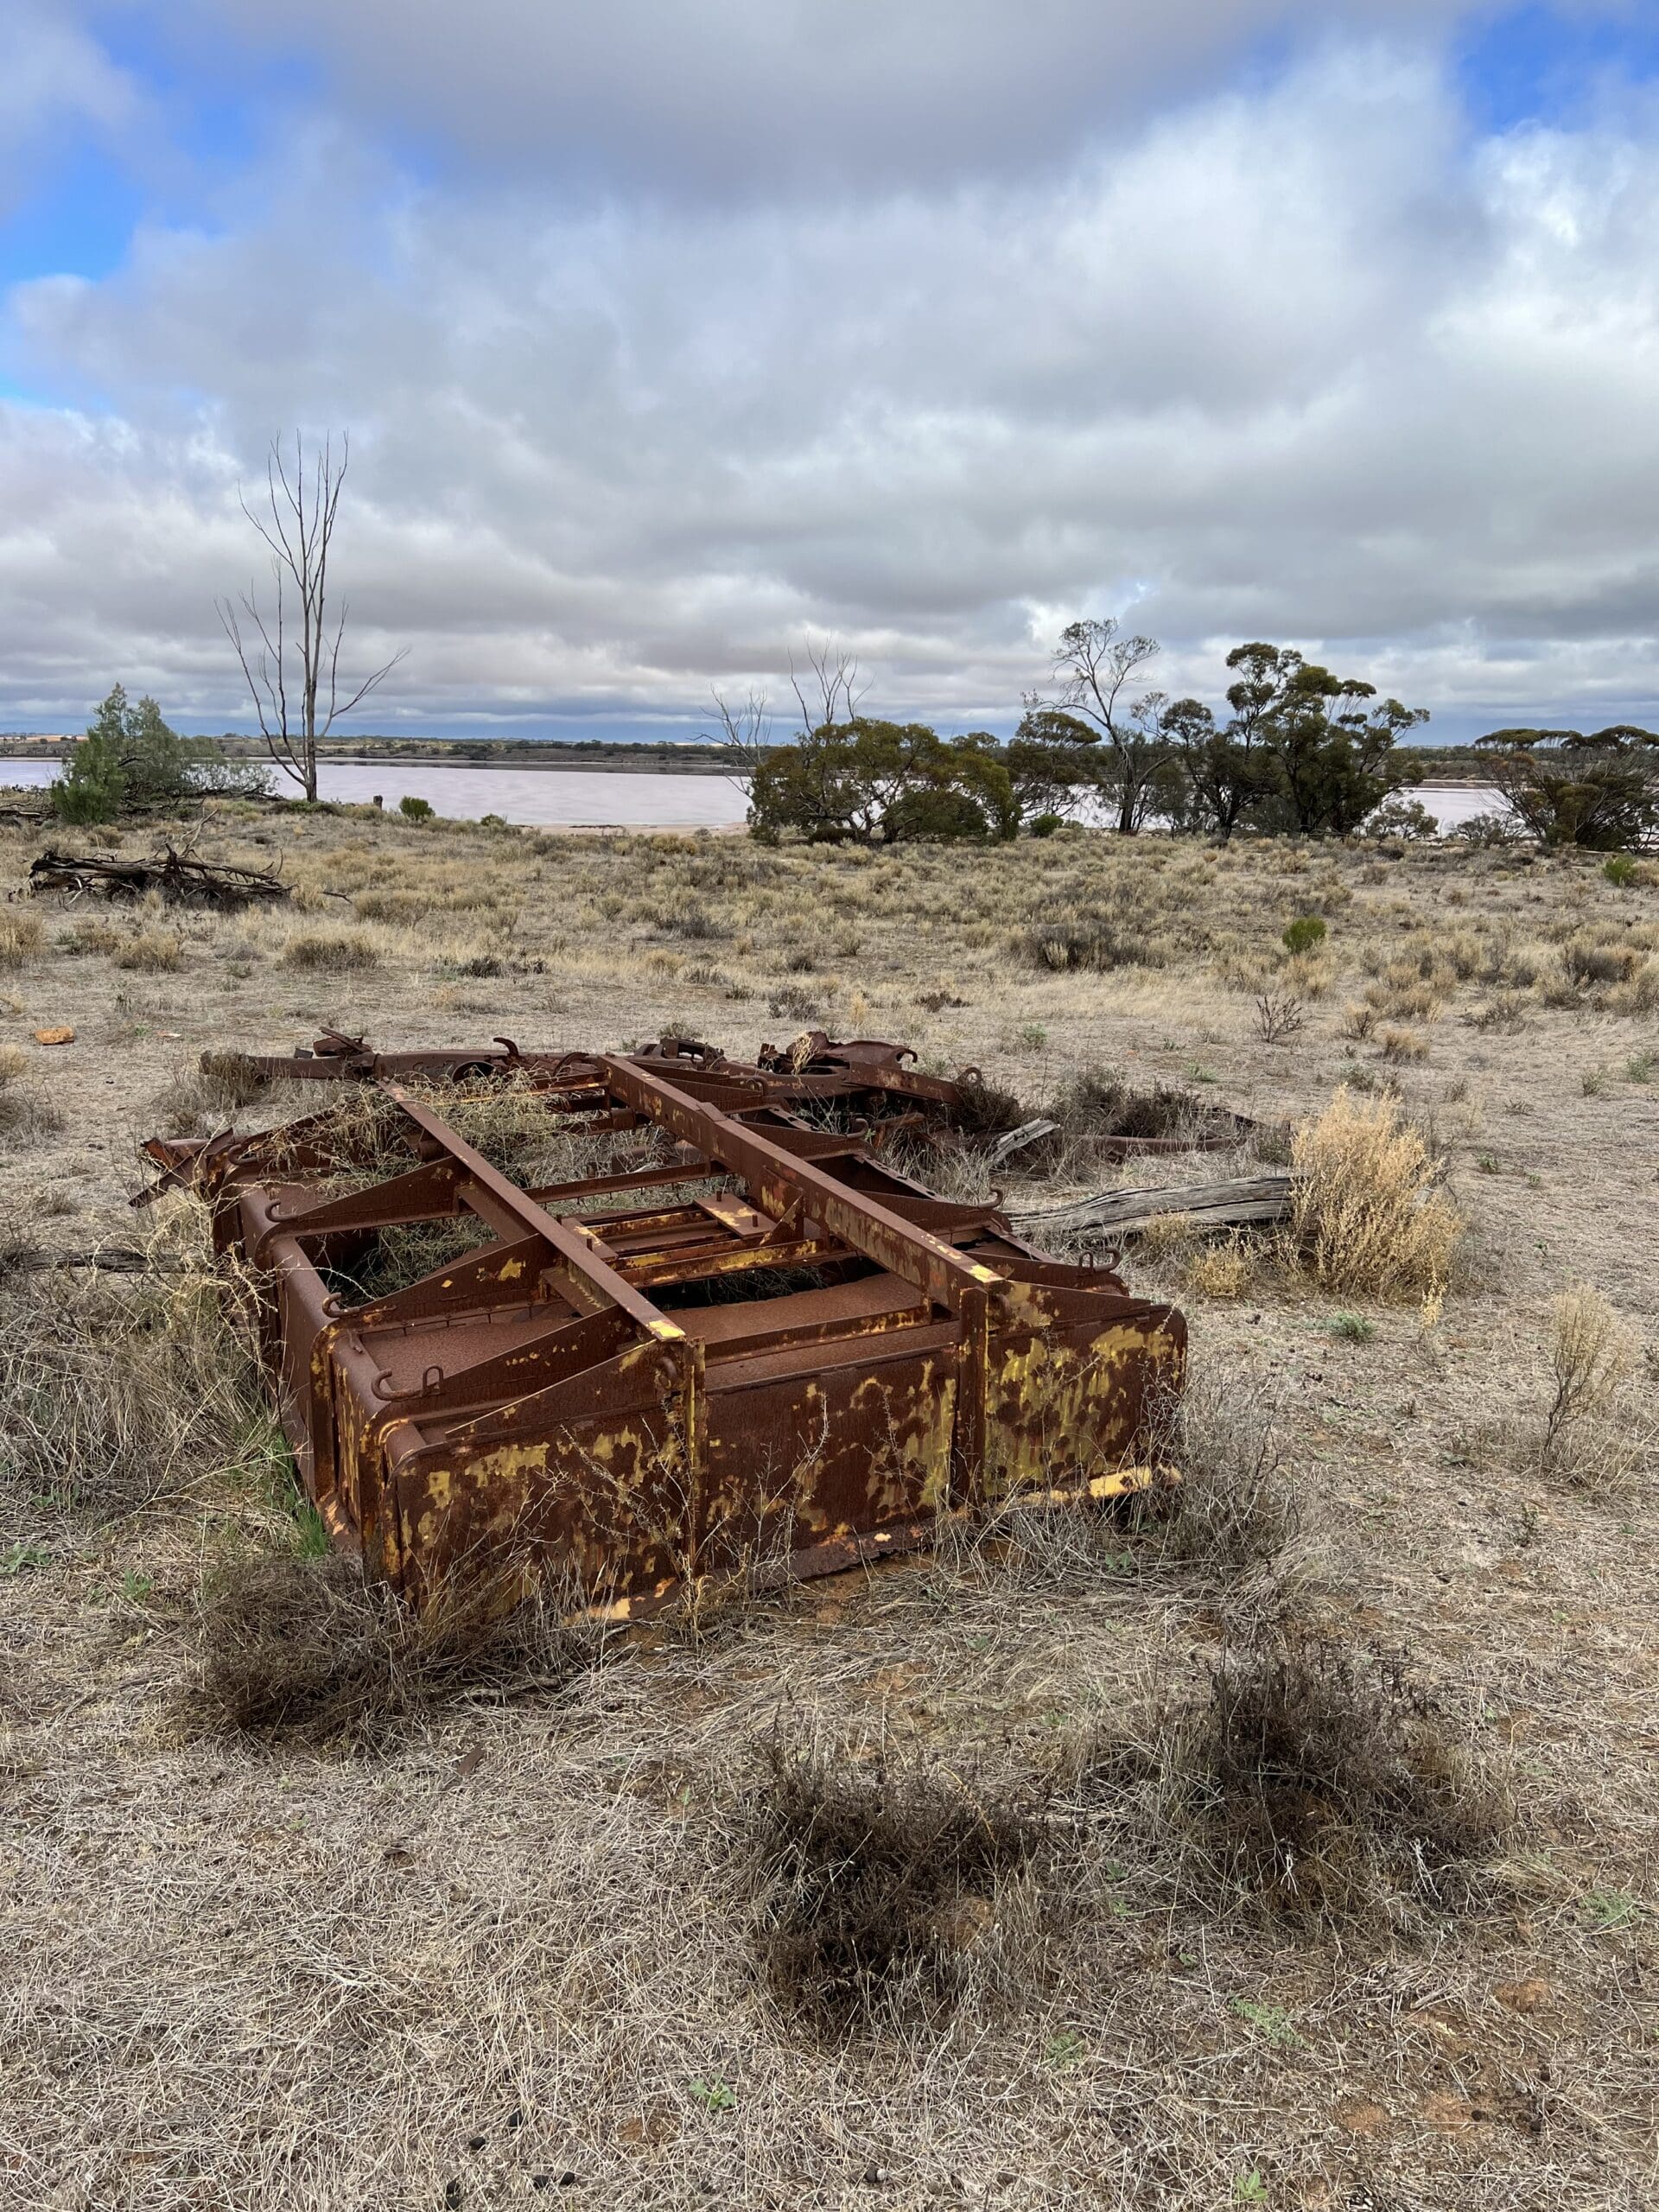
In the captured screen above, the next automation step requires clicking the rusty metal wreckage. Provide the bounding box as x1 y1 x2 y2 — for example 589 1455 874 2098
141 1032 1187 1619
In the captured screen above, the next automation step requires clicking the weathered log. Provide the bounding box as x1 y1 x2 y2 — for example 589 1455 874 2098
1009 1173 1295 1240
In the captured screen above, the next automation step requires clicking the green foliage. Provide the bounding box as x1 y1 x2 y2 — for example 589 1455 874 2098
1604 853 1638 886
1226 644 1428 836
1229 1997 1304 2047
53 684 267 823
1002 707 1100 829
1281 914 1326 956
1478 726 1659 851
398 794 435 822
53 686 131 823
747 718 1014 846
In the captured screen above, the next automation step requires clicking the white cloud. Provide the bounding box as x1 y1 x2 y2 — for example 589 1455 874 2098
2 35 1657 738
0 6 141 217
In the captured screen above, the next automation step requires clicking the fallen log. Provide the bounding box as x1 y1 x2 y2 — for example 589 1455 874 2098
29 844 289 909
1009 1173 1295 1241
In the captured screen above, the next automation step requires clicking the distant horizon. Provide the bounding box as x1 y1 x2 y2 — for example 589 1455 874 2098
3 708 1655 752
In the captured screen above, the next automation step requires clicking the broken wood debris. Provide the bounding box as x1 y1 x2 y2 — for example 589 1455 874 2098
1008 1173 1295 1242
29 845 291 909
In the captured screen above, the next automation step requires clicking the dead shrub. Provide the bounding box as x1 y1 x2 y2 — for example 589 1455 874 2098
749 1725 1047 2034
1019 917 1166 973
0 911 44 969
186 1551 600 1751
1085 1623 1510 1929
279 929 381 973
1287 1087 1461 1301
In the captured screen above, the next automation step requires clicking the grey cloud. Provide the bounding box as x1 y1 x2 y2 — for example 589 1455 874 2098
1 41 1657 742
177 0 1470 196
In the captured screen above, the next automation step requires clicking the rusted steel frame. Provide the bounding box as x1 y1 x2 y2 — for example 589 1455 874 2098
599 1057 1003 1319
378 1083 683 1344
598 1057 1005 1508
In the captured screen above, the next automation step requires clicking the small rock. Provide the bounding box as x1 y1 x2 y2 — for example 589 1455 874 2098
34 1026 74 1046
467 2134 486 2152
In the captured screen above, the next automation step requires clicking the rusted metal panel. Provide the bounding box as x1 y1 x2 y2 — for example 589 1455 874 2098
149 1039 1185 1615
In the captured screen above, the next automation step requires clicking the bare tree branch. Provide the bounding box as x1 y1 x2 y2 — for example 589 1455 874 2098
219 431 406 800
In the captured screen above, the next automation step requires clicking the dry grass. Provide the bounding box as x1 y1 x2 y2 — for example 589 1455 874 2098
1287 1084 1463 1300
112 925 184 972
1138 1361 1307 1589
278 926 382 972
0 1213 271 1516
1537 1282 1647 1491
1084 1619 1512 1931
186 1551 603 1751
2 804 1657 2209
747 1723 1048 2036
0 907 44 967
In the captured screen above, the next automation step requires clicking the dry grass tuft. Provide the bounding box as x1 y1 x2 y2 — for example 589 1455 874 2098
1185 1236 1252 1300
1137 1363 1306 1588
1018 915 1167 973
1086 1622 1510 1929
1288 1085 1462 1300
749 1724 1047 2035
0 1087 67 1144
113 926 183 972
1052 1065 1213 1142
279 927 381 972
1541 1283 1643 1488
186 1552 601 1751
0 909 44 968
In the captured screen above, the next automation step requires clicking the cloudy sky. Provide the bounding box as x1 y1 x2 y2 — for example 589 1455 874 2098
2 3 1657 743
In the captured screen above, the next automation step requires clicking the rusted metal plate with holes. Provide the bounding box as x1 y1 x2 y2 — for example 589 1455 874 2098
144 1046 1185 1616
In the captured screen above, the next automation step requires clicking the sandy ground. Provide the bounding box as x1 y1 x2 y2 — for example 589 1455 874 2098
0 802 1656 2210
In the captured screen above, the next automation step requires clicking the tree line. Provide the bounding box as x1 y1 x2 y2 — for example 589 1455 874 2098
727 624 1658 851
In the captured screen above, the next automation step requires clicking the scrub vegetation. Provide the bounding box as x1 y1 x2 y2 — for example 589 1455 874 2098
0 791 1655 2210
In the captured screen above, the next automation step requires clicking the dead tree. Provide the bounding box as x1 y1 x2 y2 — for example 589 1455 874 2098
218 433 407 802
1029 619 1169 836
709 638 868 804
